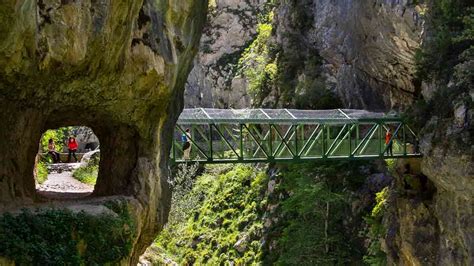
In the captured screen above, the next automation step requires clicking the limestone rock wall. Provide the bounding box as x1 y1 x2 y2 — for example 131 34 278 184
182 0 473 264
0 0 207 263
271 0 423 110
389 93 473 264
184 0 266 108
184 0 423 110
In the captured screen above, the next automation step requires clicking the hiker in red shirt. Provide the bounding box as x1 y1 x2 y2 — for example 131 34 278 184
385 129 393 156
67 136 79 162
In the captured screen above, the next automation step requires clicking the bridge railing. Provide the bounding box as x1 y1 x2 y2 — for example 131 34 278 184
170 120 421 164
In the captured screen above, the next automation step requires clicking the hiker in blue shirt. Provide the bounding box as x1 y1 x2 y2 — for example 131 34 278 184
182 128 191 160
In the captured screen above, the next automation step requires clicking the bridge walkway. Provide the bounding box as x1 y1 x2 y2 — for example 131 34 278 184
170 108 421 164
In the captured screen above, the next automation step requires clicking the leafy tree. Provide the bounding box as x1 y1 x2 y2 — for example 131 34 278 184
416 0 473 82
363 187 389 265
264 162 369 265
40 127 71 153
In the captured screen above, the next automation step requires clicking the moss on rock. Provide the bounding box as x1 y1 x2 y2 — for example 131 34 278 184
0 0 208 263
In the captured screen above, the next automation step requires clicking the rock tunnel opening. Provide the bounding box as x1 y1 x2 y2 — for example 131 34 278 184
30 120 141 201
35 126 101 200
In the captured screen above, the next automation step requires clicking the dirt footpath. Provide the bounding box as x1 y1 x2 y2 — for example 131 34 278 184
36 163 93 199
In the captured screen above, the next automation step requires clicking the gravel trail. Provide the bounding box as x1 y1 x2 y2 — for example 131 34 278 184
36 163 93 199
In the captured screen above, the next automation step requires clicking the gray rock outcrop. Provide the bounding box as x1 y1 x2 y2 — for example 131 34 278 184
184 0 266 108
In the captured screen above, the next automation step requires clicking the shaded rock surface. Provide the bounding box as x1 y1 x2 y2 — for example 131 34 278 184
0 0 207 264
184 0 423 110
272 0 423 110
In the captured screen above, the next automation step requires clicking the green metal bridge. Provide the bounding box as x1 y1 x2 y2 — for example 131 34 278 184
170 108 421 164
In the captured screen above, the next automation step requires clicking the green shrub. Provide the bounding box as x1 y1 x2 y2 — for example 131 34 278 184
265 161 369 265
363 187 389 265
415 0 473 82
239 22 275 100
0 201 134 265
36 161 48 184
155 164 268 265
40 127 71 153
73 165 98 185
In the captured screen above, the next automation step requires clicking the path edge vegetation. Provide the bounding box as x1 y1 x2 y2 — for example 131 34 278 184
0 200 135 264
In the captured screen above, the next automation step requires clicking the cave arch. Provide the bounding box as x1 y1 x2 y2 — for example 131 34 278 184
0 0 208 263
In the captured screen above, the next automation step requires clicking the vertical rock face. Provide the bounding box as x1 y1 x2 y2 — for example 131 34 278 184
184 0 266 108
0 0 207 263
273 0 423 110
397 97 473 265
184 0 423 110
182 0 472 265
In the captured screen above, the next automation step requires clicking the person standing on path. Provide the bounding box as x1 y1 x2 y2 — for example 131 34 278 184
385 129 393 156
48 138 61 163
182 128 192 160
67 136 79 162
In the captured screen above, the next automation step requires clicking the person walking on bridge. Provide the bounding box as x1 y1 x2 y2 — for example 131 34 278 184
385 129 393 156
182 128 192 160
67 136 79 163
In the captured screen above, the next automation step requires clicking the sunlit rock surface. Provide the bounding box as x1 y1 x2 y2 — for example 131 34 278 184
184 0 266 108
184 0 422 110
0 0 207 263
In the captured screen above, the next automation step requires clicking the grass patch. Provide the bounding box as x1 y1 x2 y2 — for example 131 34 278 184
73 165 98 185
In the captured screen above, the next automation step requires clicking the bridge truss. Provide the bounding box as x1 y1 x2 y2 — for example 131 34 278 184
170 108 421 164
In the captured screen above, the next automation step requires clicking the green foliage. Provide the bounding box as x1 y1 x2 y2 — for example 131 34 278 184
166 163 203 228
155 164 268 265
0 202 134 265
73 165 98 185
208 0 217 9
238 16 340 109
408 2 473 131
363 187 389 265
73 153 99 185
239 22 275 100
415 0 473 82
385 159 397 176
40 127 71 153
155 161 378 265
265 161 370 265
36 161 48 184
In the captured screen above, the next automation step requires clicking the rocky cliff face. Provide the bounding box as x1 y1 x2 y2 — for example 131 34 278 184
184 0 473 264
273 0 423 110
184 0 423 110
0 0 207 263
184 0 267 108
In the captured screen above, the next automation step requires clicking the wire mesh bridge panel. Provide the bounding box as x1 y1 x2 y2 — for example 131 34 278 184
171 108 421 164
